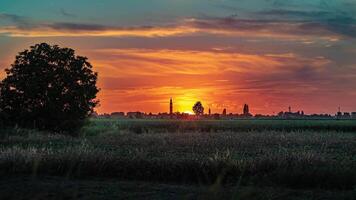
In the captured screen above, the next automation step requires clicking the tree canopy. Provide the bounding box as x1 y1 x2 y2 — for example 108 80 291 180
192 101 204 116
0 43 99 132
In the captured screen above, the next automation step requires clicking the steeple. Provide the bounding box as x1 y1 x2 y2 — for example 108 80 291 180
170 98 173 115
243 104 249 115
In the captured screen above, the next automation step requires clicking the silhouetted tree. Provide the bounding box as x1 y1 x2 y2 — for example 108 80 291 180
222 109 227 116
193 101 204 116
0 43 99 133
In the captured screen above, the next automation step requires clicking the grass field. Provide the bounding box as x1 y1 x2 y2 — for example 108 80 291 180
0 119 355 199
82 118 356 135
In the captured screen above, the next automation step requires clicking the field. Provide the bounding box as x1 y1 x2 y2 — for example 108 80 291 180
0 119 355 199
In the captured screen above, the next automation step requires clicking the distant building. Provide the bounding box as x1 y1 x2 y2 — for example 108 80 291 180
255 114 274 119
92 101 354 120
111 112 125 118
127 112 144 119
336 112 342 118
222 109 227 116
170 98 173 115
278 107 305 119
343 112 351 118
242 104 252 117
212 113 220 119
352 112 356 119
336 107 342 118
309 114 333 119
243 104 249 115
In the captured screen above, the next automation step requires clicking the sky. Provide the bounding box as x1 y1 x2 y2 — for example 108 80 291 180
0 0 356 114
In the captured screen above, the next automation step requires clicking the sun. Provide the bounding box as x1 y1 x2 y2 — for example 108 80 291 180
183 110 194 115
173 95 202 115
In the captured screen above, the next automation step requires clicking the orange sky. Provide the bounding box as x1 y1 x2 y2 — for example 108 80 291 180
86 47 352 115
1 1 356 114
1 34 355 115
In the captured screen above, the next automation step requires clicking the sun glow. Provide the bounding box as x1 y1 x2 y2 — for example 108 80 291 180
182 110 194 115
173 96 202 115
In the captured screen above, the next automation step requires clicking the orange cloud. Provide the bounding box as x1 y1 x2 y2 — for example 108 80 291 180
0 18 343 42
89 49 330 78
0 44 352 114
90 48 332 114
0 25 198 38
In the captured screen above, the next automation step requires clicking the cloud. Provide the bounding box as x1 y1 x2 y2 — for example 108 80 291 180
0 13 30 28
269 0 331 9
0 22 197 37
258 9 333 19
47 22 109 31
89 48 331 83
256 8 356 38
89 47 346 114
0 13 25 23
0 15 353 40
188 17 355 39
60 9 77 18
322 17 356 38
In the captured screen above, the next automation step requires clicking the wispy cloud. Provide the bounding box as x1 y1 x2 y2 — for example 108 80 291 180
0 13 31 28
0 23 197 37
90 48 330 78
86 46 354 114
0 13 26 23
60 8 77 18
0 14 353 40
255 7 356 38
258 9 333 19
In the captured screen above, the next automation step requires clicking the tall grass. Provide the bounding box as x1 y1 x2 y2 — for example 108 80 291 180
0 123 355 189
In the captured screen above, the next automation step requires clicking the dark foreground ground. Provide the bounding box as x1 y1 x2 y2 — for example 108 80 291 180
1 176 355 200
0 119 355 199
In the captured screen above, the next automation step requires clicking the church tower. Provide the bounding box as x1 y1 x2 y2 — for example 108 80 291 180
243 104 250 116
170 98 173 115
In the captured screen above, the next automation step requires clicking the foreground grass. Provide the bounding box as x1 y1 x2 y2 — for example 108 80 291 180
0 121 355 191
1 176 355 200
0 119 355 199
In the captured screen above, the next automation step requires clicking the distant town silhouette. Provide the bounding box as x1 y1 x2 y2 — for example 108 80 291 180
94 98 356 120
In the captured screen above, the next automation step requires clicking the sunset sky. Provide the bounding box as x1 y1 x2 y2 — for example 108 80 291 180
1 0 356 114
